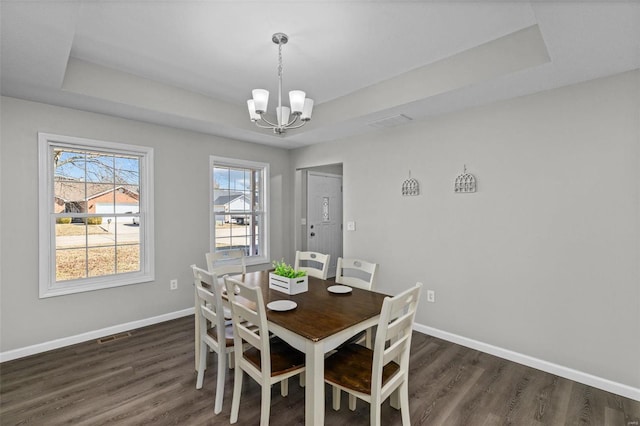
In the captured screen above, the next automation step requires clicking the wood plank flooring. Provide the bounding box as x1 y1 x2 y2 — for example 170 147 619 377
1 316 638 425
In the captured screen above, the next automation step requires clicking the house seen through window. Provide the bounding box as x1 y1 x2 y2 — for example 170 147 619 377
211 157 268 264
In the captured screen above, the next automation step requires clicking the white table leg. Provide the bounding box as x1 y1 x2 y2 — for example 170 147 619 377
305 341 324 426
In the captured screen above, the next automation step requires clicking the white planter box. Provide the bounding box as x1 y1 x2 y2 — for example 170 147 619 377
269 273 308 295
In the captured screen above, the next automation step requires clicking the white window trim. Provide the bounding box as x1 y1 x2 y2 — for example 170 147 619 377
210 156 269 266
38 133 155 298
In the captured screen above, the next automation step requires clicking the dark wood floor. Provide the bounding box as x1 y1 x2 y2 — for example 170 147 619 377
1 316 638 425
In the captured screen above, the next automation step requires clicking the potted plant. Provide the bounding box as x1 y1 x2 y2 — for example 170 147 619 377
269 259 308 295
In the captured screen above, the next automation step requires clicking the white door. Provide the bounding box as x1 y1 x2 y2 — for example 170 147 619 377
306 172 342 277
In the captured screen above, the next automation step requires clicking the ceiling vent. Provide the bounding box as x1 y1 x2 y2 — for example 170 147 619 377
368 114 413 129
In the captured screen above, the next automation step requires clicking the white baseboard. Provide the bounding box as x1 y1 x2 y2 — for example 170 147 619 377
0 307 195 363
413 323 640 402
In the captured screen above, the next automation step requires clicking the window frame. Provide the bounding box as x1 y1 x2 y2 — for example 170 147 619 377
38 133 155 298
210 156 269 266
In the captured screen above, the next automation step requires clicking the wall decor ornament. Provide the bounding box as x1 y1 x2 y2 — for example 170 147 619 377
402 171 420 196
454 165 476 193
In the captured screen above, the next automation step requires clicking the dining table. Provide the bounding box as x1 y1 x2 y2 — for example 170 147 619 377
198 269 389 426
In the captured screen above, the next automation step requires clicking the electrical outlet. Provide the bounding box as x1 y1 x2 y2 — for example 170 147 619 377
427 290 435 303
170 279 178 290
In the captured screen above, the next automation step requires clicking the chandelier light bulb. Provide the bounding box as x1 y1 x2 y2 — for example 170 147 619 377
277 106 291 127
301 98 314 121
252 89 269 114
246 100 260 121
289 90 306 114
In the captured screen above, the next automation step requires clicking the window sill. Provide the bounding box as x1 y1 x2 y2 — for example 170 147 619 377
40 272 154 298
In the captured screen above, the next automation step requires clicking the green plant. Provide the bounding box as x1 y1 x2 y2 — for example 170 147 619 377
272 259 306 278
56 217 72 224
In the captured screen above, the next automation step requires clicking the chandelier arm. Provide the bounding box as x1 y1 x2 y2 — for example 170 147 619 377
256 115 280 128
284 114 300 127
253 121 278 130
282 120 308 130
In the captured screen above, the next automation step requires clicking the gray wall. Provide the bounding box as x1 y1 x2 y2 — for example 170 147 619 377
0 96 291 351
1 71 638 391
291 71 640 389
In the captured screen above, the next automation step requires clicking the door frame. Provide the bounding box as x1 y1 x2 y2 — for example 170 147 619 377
293 165 343 269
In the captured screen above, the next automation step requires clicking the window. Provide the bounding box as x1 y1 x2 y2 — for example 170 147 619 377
211 156 268 265
38 133 154 297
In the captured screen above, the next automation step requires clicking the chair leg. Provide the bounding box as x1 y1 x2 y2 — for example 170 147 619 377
349 394 357 411
281 378 288 397
390 387 400 410
214 348 227 414
399 381 411 426
332 386 341 411
194 295 200 371
228 352 235 369
260 383 271 426
299 371 305 387
365 328 372 349
230 365 243 424
196 341 208 389
370 399 382 426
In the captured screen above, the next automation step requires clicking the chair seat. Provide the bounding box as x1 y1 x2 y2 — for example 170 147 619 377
324 343 399 395
243 337 305 377
207 324 235 348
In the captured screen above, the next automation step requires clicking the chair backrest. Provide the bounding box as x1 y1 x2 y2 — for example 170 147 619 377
294 250 330 280
371 282 422 393
224 276 271 377
191 264 227 345
206 249 246 276
335 257 378 290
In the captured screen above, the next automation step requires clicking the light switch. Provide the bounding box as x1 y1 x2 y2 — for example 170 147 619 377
346 221 356 231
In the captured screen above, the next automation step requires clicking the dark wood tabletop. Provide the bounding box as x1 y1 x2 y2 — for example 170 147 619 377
240 270 389 342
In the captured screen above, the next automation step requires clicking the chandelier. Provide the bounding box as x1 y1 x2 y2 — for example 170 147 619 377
247 33 314 134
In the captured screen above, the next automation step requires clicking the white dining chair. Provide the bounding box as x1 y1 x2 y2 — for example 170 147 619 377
224 276 306 426
206 248 247 324
335 257 379 350
335 257 378 290
206 249 246 276
324 282 422 426
191 265 235 414
294 250 330 280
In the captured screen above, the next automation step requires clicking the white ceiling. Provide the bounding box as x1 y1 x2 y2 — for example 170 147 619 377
2 1 639 149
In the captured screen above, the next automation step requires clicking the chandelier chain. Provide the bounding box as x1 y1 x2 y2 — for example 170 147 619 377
278 43 283 77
